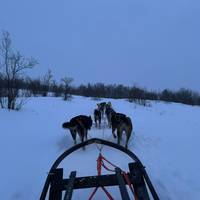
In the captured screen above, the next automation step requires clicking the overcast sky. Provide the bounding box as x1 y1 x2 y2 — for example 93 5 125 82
0 0 200 91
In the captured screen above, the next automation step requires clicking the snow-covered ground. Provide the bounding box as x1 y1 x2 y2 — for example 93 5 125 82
0 96 200 200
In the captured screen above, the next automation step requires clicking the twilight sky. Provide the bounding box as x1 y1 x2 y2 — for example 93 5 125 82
0 0 200 91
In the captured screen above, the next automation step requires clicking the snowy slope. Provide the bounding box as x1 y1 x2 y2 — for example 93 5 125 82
0 96 200 199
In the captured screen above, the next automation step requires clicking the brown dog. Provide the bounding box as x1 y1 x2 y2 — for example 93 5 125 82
111 113 133 148
62 115 92 145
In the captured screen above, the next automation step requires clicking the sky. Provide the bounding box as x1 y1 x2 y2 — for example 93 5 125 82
0 0 200 91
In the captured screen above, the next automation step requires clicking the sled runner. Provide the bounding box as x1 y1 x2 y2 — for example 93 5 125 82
40 138 159 200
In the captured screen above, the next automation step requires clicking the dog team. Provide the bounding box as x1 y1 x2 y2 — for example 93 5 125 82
62 101 133 148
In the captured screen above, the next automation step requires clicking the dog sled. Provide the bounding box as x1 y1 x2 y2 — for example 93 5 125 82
40 138 159 200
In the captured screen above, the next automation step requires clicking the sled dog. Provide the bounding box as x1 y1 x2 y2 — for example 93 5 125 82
97 102 107 117
62 115 92 145
105 106 116 128
94 108 101 128
111 113 133 148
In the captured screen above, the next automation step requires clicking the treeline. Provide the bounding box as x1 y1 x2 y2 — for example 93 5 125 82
73 83 200 106
1 30 200 110
1 75 200 107
73 84 200 106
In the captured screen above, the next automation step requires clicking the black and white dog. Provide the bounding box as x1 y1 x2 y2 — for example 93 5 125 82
97 102 107 118
94 108 101 128
111 113 133 148
62 115 92 145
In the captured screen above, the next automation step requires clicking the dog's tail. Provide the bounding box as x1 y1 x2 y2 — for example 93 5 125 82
62 122 72 129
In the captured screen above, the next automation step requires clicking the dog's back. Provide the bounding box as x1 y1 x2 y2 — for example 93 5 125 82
105 107 115 116
75 115 93 130
62 115 92 145
63 115 92 130
105 107 115 127
111 112 126 129
111 113 133 148
118 117 132 134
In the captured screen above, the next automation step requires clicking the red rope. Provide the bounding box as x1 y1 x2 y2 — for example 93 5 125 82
101 155 118 168
97 155 102 175
101 161 116 172
101 186 114 200
88 154 114 200
88 153 138 200
122 172 138 200
88 187 99 200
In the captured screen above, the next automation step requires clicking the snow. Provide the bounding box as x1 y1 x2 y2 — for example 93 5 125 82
0 96 200 199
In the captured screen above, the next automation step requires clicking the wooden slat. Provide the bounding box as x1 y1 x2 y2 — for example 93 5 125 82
115 168 131 200
49 168 63 200
60 173 130 189
63 171 76 200
129 162 150 200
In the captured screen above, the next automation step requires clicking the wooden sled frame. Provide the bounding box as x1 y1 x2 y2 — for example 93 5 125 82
40 138 159 200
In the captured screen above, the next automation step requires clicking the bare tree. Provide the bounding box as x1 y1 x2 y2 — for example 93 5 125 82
61 77 73 100
0 31 37 110
42 69 53 96
0 74 6 108
51 80 62 97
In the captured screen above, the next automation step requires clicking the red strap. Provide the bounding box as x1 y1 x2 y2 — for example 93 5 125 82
101 155 118 168
101 186 114 200
88 187 114 200
123 172 138 200
97 155 103 175
88 153 138 200
88 187 99 200
101 161 115 172
88 154 114 200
